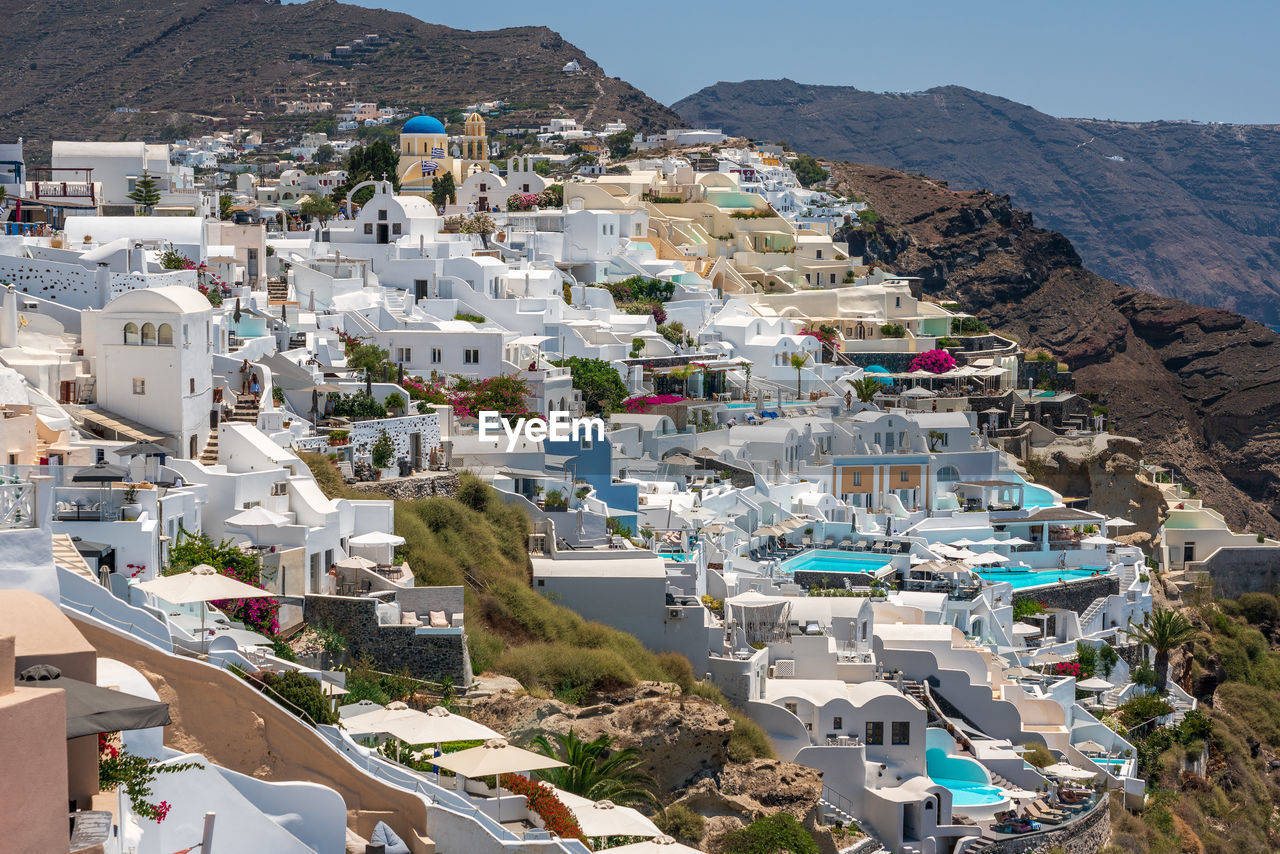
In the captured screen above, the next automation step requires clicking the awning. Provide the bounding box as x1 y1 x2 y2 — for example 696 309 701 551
17 664 171 738
74 408 167 444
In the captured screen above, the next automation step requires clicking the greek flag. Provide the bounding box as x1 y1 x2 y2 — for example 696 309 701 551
431 147 446 158
421 160 438 174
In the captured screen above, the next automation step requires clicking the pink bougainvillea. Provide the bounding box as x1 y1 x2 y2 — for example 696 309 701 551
909 348 958 374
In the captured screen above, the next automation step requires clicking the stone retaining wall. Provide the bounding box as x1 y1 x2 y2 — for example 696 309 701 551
303 595 470 685
978 793 1110 854
1013 575 1117 614
1187 547 1280 599
349 472 461 501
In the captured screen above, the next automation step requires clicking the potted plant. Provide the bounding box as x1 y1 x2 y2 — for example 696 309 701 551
532 484 545 508
384 392 406 416
121 483 142 521
328 429 350 447
370 430 395 478
574 486 591 505
544 489 568 511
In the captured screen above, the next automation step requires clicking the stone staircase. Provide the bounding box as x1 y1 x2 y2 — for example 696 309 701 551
199 429 220 466
267 278 289 303
228 396 260 424
1010 399 1027 426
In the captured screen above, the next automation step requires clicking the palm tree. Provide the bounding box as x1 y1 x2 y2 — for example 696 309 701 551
788 352 810 400
669 364 696 398
530 730 659 810
849 376 881 404
1123 607 1198 693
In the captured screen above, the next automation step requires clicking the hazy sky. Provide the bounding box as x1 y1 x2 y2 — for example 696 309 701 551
321 0 1280 124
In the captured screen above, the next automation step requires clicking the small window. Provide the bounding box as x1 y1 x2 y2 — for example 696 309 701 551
895 296 901 308
141 322 156 345
852 471 861 486
189 377 195 394
537 578 545 587
392 223 402 235
364 223 374 235
431 348 442 364
157 323 173 346
396 347 412 363
784 702 798 716
132 378 146 395
833 716 843 730
464 348 480 365
900 471 909 483
480 183 487 192
377 209 387 221
892 721 911 745
866 721 884 745
816 249 823 259
830 273 836 284
123 322 140 345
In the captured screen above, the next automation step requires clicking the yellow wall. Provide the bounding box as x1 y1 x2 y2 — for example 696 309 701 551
839 466 874 494
889 465 922 489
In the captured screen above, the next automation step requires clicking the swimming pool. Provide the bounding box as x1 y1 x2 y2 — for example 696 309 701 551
659 552 694 562
929 776 1009 807
1007 473 1061 508
973 567 1102 589
783 549 893 576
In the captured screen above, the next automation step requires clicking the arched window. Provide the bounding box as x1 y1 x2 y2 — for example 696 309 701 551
123 323 140 345
157 323 174 346
937 465 960 483
141 322 157 345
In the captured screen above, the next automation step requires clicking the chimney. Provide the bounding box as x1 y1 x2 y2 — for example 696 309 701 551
0 285 18 349
96 262 111 307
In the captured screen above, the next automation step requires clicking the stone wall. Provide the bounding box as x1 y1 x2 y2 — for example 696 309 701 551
1014 575 1117 614
693 457 756 490
303 594 470 685
349 413 442 463
979 794 1110 854
1188 547 1280 599
349 472 461 501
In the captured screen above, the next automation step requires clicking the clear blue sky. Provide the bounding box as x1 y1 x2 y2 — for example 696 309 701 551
321 0 1280 123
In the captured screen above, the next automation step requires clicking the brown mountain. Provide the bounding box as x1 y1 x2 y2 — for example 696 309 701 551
674 80 1280 325
1 0 680 158
827 160 1280 536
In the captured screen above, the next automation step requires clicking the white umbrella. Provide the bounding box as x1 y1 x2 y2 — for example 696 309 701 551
900 386 936 398
338 699 384 719
1002 788 1041 800
950 538 978 547
1074 739 1108 754
336 555 378 570
349 531 407 546
432 738 567 778
1076 676 1114 692
1002 537 1034 546
134 564 274 650
343 705 502 745
1011 623 1041 637
1004 666 1040 679
965 551 1009 564
973 537 1007 547
1042 762 1098 781
605 838 702 854
1106 517 1136 528
1081 535 1114 546
555 790 662 838
225 506 290 547
1035 652 1068 665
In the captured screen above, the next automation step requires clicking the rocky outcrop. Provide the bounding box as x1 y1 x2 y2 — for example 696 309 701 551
1025 436 1166 540
469 682 734 792
829 161 1280 537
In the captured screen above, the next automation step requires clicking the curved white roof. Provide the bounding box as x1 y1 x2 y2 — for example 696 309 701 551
103 285 212 315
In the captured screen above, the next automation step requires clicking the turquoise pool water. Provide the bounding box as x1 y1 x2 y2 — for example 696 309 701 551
783 549 893 575
1091 758 1128 766
974 567 1101 589
1007 473 1060 508
929 776 1008 807
659 552 694 562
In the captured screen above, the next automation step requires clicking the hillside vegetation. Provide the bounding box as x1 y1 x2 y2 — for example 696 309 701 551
1106 591 1280 853
302 454 771 761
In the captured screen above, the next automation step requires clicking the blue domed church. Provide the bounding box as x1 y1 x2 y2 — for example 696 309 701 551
397 112 489 199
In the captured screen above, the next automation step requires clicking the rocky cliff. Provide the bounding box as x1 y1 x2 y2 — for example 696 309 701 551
2 0 681 159
828 161 1280 536
674 80 1280 323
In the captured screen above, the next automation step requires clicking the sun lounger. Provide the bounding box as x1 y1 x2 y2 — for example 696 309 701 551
1025 803 1063 824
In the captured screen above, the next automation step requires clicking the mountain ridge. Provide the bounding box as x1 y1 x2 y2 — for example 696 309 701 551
1 0 682 159
674 79 1280 324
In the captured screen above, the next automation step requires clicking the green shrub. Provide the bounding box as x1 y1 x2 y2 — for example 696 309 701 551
1237 592 1280 626
951 316 990 335
1118 694 1174 729
454 312 486 323
1013 599 1046 619
1021 742 1054 768
657 804 705 845
879 323 906 338
722 813 818 854
255 670 337 726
